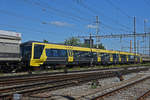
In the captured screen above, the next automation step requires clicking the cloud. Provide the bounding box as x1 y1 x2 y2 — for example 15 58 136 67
87 24 97 29
50 21 73 27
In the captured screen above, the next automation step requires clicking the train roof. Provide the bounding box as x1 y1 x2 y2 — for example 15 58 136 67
22 41 139 56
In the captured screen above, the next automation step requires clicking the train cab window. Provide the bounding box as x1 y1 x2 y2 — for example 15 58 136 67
34 44 44 59
21 45 32 60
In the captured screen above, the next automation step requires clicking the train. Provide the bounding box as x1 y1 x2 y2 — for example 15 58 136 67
0 30 142 72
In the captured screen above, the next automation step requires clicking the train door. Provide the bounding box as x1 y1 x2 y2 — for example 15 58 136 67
112 54 119 64
119 54 121 64
140 57 143 63
67 47 73 62
126 55 129 63
90 51 98 65
97 52 101 63
110 54 113 63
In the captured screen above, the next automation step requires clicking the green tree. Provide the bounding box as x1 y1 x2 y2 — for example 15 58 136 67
81 43 105 49
64 37 105 49
43 40 48 43
64 37 81 46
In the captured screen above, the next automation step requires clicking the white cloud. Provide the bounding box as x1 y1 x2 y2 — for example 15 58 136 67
87 24 97 29
50 21 72 27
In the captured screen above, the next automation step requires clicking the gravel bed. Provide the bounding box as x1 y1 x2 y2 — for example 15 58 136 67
103 77 150 100
146 96 150 100
27 71 143 100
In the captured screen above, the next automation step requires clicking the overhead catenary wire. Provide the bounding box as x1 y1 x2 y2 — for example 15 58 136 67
0 0 139 37
23 0 96 34
105 0 132 19
0 24 57 34
143 0 150 7
24 0 93 23
26 0 132 33
0 8 87 35
50 0 132 33
101 22 133 33
73 0 133 31
49 0 94 18
24 0 131 34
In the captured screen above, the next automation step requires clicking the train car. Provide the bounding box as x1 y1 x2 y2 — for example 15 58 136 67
0 30 21 72
20 41 142 70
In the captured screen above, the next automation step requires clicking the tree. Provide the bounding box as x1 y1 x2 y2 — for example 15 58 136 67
43 40 48 43
64 37 105 49
81 43 105 49
64 37 81 46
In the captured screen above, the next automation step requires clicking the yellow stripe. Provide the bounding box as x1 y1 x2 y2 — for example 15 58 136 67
30 42 140 67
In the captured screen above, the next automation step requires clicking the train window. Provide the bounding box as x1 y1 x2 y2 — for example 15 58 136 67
92 52 97 57
59 49 67 57
52 49 59 57
34 44 44 59
113 54 119 59
120 55 126 61
21 46 32 59
80 51 91 57
129 55 134 60
46 49 67 57
46 49 53 57
73 51 91 58
101 53 109 57
73 51 80 57
101 53 110 60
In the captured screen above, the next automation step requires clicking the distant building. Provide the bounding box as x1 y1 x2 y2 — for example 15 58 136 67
84 39 93 47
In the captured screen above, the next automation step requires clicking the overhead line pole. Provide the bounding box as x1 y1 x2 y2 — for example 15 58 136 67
133 16 136 54
133 16 137 64
130 40 132 53
143 19 149 54
137 40 139 54
96 16 100 48
144 19 146 54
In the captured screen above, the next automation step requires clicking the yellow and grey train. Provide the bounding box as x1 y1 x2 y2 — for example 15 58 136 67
20 41 142 70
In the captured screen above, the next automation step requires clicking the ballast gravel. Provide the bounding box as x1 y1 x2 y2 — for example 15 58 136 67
27 71 145 100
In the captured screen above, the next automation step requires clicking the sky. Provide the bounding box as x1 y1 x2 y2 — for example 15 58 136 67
0 0 150 54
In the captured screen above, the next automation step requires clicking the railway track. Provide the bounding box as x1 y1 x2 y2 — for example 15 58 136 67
0 65 145 80
0 66 148 100
0 66 147 86
136 85 150 100
0 70 115 100
0 69 116 86
137 90 150 100
89 74 150 100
